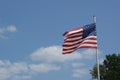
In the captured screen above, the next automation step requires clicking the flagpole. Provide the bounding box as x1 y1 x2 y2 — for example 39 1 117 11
93 16 100 80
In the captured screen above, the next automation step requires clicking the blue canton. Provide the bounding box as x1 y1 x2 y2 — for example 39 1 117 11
82 23 96 39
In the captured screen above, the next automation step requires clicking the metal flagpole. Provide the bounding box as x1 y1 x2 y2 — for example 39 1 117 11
93 16 100 80
96 48 100 80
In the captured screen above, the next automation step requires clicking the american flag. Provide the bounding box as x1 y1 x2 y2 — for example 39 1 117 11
62 23 97 54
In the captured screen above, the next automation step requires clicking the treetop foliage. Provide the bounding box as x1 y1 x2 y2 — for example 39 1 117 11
90 54 120 80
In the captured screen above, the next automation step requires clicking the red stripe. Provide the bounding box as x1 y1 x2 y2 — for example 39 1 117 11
63 46 78 51
62 48 77 54
66 32 82 37
67 34 82 38
63 51 74 54
63 41 81 47
64 37 82 42
84 37 97 40
78 46 97 48
63 28 82 36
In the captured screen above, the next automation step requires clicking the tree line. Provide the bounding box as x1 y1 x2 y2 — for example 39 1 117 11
90 54 120 80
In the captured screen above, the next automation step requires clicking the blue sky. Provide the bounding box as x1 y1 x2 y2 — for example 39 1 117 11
0 0 120 80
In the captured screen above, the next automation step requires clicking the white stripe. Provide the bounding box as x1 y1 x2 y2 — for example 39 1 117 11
79 44 97 47
64 40 82 45
66 28 83 36
65 36 82 41
67 32 82 37
86 36 97 38
82 40 97 43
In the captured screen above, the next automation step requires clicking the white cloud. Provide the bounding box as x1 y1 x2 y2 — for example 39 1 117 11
0 25 17 39
9 62 29 74
12 75 32 80
29 46 98 79
30 46 82 63
0 61 11 80
72 63 85 68
0 60 5 65
0 60 61 80
6 25 17 32
72 69 88 78
0 28 5 33
0 61 28 80
81 49 96 59
29 63 60 73
30 46 97 63
0 68 11 80
0 46 101 80
0 60 11 66
0 25 17 33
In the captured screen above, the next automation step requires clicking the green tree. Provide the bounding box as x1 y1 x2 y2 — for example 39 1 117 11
90 54 120 80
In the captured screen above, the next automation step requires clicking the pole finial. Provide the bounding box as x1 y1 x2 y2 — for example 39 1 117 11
93 16 96 23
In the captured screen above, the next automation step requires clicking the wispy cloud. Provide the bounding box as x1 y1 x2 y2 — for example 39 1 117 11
0 28 5 33
72 69 88 78
0 60 60 80
81 49 96 59
0 45 98 80
12 75 31 80
0 34 8 39
0 25 17 39
72 63 85 68
0 60 29 80
29 63 60 73
6 25 17 32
